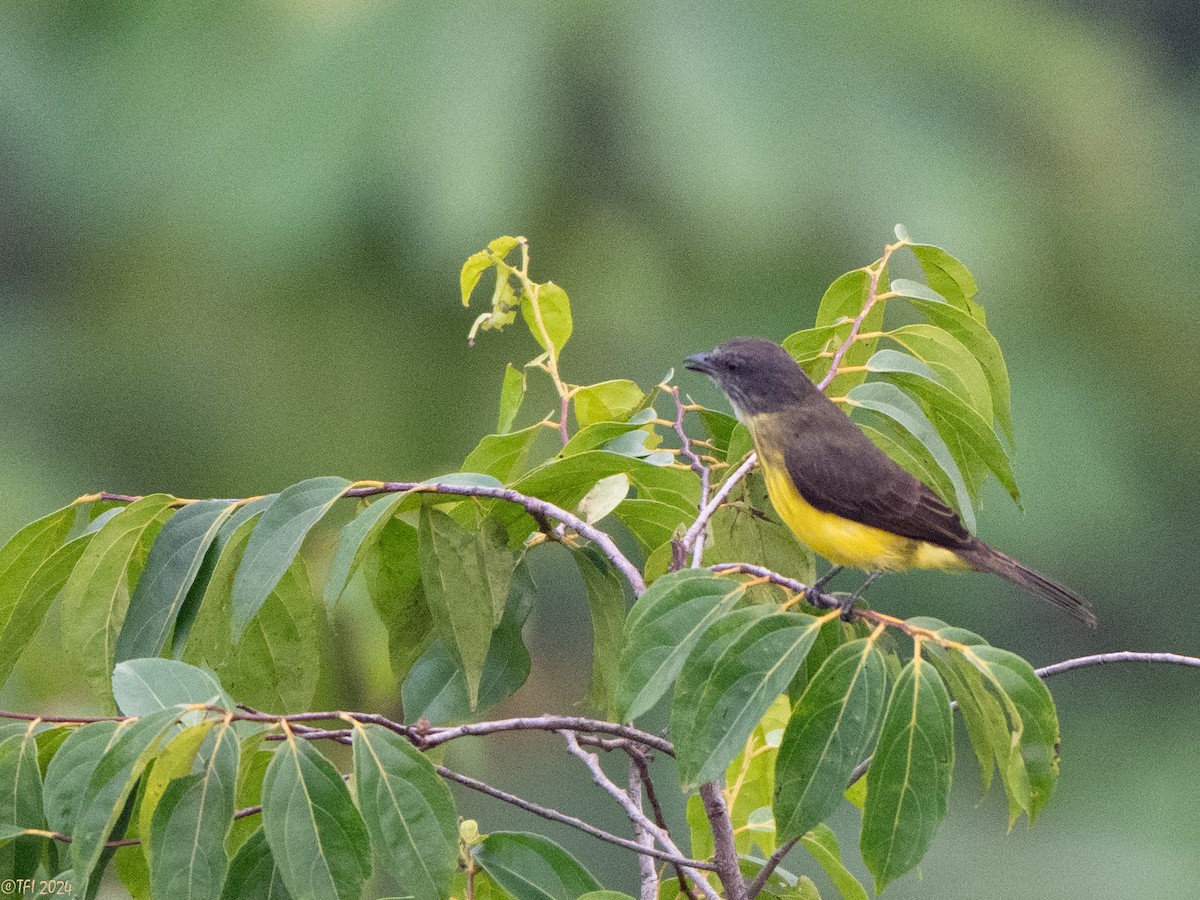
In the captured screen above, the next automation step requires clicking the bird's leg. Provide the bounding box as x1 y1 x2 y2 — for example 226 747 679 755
839 571 881 621
804 565 844 607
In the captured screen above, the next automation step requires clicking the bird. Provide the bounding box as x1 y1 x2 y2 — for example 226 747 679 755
684 336 1096 627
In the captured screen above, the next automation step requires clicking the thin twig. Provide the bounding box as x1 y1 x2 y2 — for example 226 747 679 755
663 386 712 570
561 731 723 900
680 452 758 566
436 764 713 872
634 753 700 900
1034 651 1200 677
816 241 902 392
421 715 674 755
745 836 801 900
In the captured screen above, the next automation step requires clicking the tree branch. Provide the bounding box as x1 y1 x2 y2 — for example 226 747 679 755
561 730 723 900
699 781 747 900
816 240 901 392
680 452 758 567
842 650 1200 787
633 752 700 900
93 478 647 597
436 763 712 872
420 714 674 755
1034 651 1200 677
627 755 660 900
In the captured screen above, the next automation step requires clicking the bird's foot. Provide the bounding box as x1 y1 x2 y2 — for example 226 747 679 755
837 572 882 622
804 566 844 608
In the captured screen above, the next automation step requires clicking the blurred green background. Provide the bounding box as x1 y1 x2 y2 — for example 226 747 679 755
3 0 1199 896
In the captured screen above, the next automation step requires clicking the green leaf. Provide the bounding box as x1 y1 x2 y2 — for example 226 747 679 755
861 656 954 892
788 613 850 702
696 408 738 458
61 494 176 707
116 500 237 663
522 281 573 356
685 792 714 863
885 324 993 423
615 570 743 721
875 367 1020 506
0 505 74 650
575 548 627 720
798 824 869 900
580 893 636 900
857 420 958 513
461 249 494 306
613 497 694 551
781 323 847 366
402 562 536 724
450 868 509 900
726 693 792 857
906 295 1014 442
498 363 527 433
0 727 45 881
813 268 889 395
723 423 755 476
674 611 827 790
701 505 817 595
351 724 457 900
228 738 272 858
474 832 602 900
175 498 276 654
231 477 349 638
865 348 942 383
221 827 293 900
906 245 978 309
844 382 975 532
815 269 871 326
667 605 769 768
462 423 544 484
573 380 644 429
112 658 231 717
418 506 515 709
137 719 218 842
512 450 698 517
576 473 630 525
0 530 93 688
958 644 1060 824
0 823 33 842
774 639 887 841
559 419 651 458
262 733 372 900
487 235 522 258
324 490 411 609
362 518 432 684
44 722 119 836
70 708 182 890
223 559 323 714
149 720 239 900
185 520 323 714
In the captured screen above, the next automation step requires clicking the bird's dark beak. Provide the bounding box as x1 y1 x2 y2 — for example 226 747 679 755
684 351 714 375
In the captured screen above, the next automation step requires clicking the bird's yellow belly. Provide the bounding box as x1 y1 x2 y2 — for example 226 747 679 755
760 459 965 573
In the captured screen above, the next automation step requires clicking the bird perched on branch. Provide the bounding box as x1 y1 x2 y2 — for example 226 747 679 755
685 337 1096 627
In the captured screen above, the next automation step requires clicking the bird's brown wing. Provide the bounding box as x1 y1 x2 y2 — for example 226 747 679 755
782 424 974 550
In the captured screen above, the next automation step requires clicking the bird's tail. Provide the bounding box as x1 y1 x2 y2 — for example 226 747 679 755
958 541 1097 628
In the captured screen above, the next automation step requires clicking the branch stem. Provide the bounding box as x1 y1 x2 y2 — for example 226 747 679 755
561 730 722 900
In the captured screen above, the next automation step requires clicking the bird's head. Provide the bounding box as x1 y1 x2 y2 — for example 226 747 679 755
684 337 815 418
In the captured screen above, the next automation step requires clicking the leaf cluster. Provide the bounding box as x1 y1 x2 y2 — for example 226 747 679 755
0 231 1062 897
